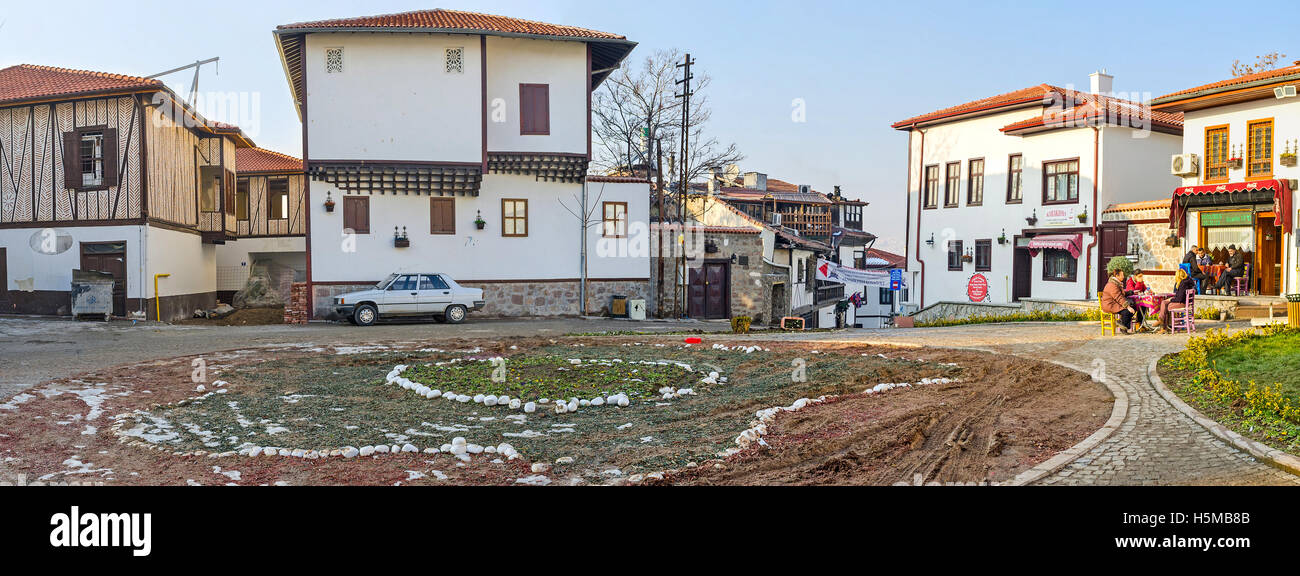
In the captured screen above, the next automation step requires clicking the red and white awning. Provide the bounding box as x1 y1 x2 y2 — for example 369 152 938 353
1026 234 1082 258
1170 179 1293 237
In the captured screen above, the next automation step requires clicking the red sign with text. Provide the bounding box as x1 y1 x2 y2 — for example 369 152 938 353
967 274 989 302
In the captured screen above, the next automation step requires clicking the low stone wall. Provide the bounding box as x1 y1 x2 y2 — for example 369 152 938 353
910 301 1022 324
1019 299 1102 315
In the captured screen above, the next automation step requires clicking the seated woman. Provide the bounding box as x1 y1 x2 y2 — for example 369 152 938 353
1102 268 1143 334
1157 269 1196 334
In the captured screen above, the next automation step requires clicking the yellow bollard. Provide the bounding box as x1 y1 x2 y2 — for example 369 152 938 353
154 273 170 322
1288 295 1300 329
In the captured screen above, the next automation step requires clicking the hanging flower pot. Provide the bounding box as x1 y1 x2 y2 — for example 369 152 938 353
1281 152 1297 167
394 226 410 248
1227 157 1243 169
324 192 336 212
474 210 486 230
1077 209 1089 224
1165 234 1180 247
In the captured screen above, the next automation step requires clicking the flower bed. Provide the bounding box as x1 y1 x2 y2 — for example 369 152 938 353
1160 326 1300 452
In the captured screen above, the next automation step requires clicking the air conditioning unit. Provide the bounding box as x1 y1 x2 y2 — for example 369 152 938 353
771 213 783 227
1171 153 1199 176
798 184 812 194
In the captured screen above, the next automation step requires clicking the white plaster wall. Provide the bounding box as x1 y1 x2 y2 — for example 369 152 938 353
1099 127 1182 207
485 36 588 154
145 226 215 298
305 33 484 163
309 174 646 283
0 225 147 297
585 181 651 279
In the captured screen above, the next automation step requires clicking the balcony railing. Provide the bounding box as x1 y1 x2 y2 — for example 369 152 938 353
815 282 844 304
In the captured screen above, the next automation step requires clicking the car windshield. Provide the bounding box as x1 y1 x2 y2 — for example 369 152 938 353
375 274 399 290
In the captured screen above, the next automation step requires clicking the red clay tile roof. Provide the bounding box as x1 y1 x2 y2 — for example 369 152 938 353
1155 62 1300 103
864 248 906 269
236 147 303 174
1000 91 1183 134
0 64 162 107
892 84 1075 129
277 8 626 40
1103 198 1171 213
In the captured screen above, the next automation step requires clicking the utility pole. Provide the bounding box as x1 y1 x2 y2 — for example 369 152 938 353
674 53 695 319
655 137 665 318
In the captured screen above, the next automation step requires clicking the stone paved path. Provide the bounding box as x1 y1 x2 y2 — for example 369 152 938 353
788 322 1300 486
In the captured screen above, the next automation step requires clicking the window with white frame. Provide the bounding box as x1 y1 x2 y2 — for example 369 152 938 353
79 132 104 187
325 48 344 74
445 47 464 74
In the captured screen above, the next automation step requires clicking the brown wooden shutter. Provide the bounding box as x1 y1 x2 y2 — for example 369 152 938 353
224 171 235 214
63 131 80 189
520 84 550 135
101 129 119 188
344 196 369 234
430 197 455 234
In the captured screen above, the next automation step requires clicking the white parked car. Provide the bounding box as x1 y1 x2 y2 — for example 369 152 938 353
333 273 485 326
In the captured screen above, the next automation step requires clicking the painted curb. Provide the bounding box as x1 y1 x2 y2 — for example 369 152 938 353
1005 360 1129 486
1147 358 1300 478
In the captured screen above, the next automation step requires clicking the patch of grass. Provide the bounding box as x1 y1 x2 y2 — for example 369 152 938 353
916 309 1102 328
404 356 692 401
1160 325 1300 453
1202 330 1300 404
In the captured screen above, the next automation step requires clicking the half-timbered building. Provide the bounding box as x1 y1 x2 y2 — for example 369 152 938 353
215 146 306 302
272 9 648 317
0 64 252 320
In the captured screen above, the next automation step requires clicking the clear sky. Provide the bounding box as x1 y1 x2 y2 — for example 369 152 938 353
2 0 1295 253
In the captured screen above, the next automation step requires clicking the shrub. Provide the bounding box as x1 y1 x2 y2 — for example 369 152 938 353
1166 326 1300 433
1106 255 1135 276
915 308 1102 328
731 316 752 334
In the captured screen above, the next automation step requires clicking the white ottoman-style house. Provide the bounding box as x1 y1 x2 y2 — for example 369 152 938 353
1152 61 1300 297
893 73 1184 309
272 9 648 318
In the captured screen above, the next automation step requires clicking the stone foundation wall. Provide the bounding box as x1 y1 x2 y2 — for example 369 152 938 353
311 279 652 319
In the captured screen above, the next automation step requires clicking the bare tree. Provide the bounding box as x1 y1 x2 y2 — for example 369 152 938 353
1231 51 1288 77
592 48 742 183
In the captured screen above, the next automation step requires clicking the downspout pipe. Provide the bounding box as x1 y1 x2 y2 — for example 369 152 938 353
1085 126 1100 299
912 126 927 308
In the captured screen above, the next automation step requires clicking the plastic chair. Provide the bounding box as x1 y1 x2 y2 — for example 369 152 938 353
1232 263 1251 296
1179 263 1203 295
1099 294 1117 336
1170 292 1196 334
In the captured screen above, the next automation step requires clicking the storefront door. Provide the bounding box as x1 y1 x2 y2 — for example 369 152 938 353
1254 215 1282 296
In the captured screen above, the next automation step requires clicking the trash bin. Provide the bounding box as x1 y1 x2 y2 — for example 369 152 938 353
1288 294 1300 328
611 295 628 318
71 269 115 321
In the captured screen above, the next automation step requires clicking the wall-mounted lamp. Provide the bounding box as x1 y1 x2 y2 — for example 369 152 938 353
1026 209 1038 226
925 233 935 247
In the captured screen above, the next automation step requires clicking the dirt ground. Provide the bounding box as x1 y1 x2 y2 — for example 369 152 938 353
179 307 285 326
0 335 1112 486
667 347 1112 485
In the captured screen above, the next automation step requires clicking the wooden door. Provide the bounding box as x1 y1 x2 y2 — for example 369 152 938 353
1255 216 1281 295
0 247 8 305
80 243 127 317
1012 241 1033 302
1098 224 1129 294
688 262 730 319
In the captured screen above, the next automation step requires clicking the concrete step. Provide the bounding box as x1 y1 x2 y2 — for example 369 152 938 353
1234 305 1286 319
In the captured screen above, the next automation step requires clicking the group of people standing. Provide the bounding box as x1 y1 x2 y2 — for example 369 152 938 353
1181 244 1246 295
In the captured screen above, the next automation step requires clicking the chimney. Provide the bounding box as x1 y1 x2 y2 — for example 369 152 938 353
743 172 767 192
1090 69 1113 95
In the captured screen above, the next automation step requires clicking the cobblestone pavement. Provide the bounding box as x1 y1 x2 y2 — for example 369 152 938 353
787 322 1300 486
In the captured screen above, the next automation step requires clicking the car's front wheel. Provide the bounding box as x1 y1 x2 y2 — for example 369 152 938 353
445 304 467 324
354 304 378 327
